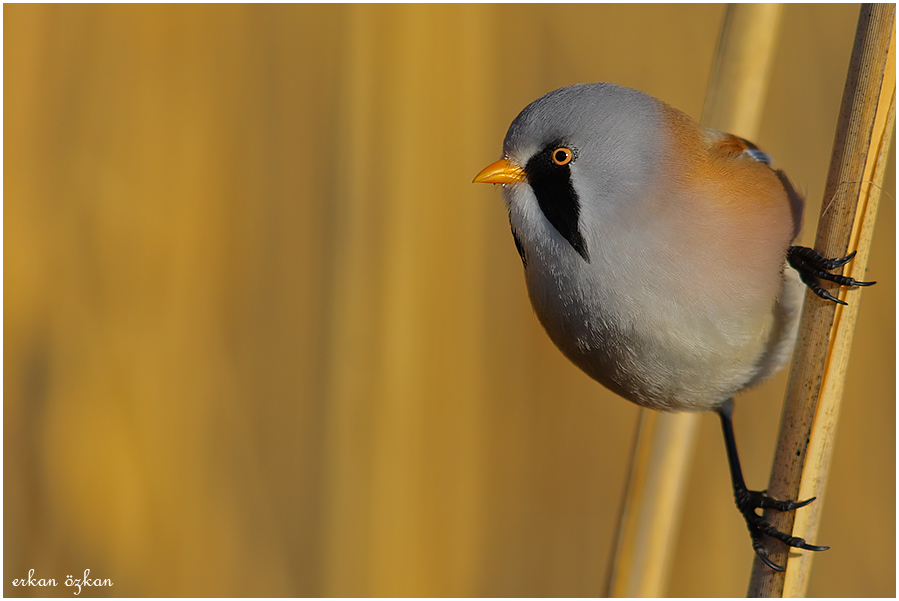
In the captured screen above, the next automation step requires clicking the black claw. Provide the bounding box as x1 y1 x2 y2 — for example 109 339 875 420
787 245 875 304
749 492 815 512
789 496 816 510
751 514 808 547
803 276 847 305
752 539 786 572
827 249 856 268
794 246 857 270
802 542 831 552
789 246 856 270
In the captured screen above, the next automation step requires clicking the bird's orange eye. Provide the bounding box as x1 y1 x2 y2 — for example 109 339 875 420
552 147 574 166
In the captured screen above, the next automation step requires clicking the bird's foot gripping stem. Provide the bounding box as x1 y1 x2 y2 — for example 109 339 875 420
733 486 829 572
718 399 829 572
787 245 875 305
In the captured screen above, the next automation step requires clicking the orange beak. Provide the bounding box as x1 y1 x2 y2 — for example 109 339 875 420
472 158 527 184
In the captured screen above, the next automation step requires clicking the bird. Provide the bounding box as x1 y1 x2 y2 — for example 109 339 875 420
472 82 874 571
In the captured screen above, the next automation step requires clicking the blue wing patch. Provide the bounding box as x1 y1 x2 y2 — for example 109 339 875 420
743 148 772 165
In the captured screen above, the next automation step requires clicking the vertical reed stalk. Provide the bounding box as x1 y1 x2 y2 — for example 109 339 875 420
747 4 895 596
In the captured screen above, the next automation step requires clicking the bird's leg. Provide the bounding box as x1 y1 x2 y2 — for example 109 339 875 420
787 246 875 305
717 398 829 572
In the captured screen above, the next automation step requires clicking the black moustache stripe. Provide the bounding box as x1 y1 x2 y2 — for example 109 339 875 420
524 146 590 262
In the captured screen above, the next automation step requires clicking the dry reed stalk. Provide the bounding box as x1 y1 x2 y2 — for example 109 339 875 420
747 4 895 597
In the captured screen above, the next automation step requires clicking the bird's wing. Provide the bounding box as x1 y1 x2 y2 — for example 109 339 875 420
711 131 805 241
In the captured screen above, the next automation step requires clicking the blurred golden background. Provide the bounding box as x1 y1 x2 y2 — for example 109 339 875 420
4 4 894 597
